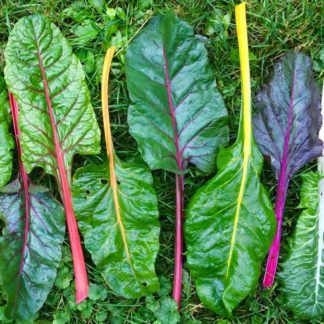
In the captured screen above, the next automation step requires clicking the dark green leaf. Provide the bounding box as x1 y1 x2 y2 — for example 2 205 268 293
72 162 160 298
0 180 65 321
126 13 228 175
279 172 324 319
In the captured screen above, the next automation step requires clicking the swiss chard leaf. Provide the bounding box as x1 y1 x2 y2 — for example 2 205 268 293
72 48 160 298
4 15 101 302
278 85 324 319
0 76 14 187
253 52 322 287
72 162 160 297
0 181 65 321
279 172 324 319
0 94 65 321
185 3 275 316
126 12 228 306
126 13 228 175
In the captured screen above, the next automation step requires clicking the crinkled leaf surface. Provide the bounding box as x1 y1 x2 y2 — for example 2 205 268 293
0 180 65 321
185 4 275 316
4 15 101 301
126 13 228 175
253 52 322 179
0 76 14 187
4 15 101 177
279 172 324 319
72 161 160 298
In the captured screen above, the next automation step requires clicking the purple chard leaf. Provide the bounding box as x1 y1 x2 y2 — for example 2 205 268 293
253 52 322 287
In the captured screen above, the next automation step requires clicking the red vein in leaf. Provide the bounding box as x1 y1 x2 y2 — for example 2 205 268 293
162 47 184 308
8 93 30 310
263 64 297 288
35 39 88 303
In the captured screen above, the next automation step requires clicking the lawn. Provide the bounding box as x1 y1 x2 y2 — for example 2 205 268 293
0 0 323 323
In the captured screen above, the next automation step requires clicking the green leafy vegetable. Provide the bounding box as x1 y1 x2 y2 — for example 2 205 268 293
0 181 65 321
0 94 65 321
0 76 14 187
279 85 324 319
4 15 101 302
126 12 228 306
72 48 160 298
185 3 275 316
279 172 324 319
253 52 322 287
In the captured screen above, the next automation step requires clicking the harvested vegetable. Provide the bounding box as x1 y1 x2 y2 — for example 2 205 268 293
185 3 275 316
0 94 65 321
253 52 322 287
0 76 14 187
278 84 324 319
126 12 228 307
72 47 160 298
4 15 101 302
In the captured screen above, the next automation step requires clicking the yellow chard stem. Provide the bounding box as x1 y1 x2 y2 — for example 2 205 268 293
101 47 131 261
235 2 252 153
102 46 116 158
226 2 252 276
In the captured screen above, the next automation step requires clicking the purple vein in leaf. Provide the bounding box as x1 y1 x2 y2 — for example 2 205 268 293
263 64 297 287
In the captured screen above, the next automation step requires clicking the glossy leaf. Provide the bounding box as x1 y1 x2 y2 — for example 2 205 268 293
278 85 324 319
72 162 160 298
126 13 228 175
185 3 275 316
4 15 101 302
0 76 14 187
279 172 324 319
253 52 322 287
72 47 160 298
0 181 65 321
126 12 228 306
0 93 65 321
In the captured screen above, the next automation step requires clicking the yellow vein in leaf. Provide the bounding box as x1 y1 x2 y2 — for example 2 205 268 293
101 47 131 262
226 2 252 276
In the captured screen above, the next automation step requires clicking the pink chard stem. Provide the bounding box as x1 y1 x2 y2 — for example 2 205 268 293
263 175 289 287
173 174 184 306
263 68 295 288
8 93 31 298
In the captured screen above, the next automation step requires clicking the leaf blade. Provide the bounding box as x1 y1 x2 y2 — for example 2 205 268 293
279 172 324 319
4 15 101 301
72 47 160 298
253 52 322 286
0 181 65 321
126 13 228 175
185 3 275 316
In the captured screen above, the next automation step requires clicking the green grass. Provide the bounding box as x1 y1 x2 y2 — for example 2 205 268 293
0 0 323 323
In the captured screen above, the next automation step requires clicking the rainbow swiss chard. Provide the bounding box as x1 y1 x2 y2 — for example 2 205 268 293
253 52 322 287
0 93 65 321
0 76 14 187
72 48 160 298
278 85 324 319
4 15 101 302
125 13 228 306
185 3 275 316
